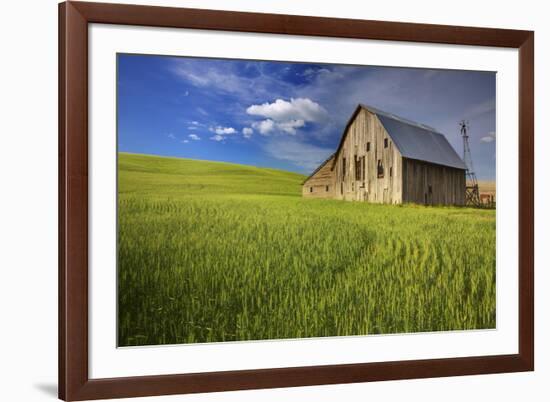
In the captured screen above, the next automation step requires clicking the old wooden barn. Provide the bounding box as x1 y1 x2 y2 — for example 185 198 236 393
302 104 466 205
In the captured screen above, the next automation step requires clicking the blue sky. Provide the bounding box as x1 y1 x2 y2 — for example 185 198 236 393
118 54 496 180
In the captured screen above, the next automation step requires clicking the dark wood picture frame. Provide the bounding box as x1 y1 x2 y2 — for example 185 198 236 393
59 1 534 400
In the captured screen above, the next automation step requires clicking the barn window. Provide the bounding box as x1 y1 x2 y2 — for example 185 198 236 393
366 142 371 152
389 166 393 177
326 185 329 192
340 182 343 195
361 156 366 184
428 185 432 194
377 160 384 178
354 155 361 181
384 138 389 148
342 157 346 177
310 187 313 193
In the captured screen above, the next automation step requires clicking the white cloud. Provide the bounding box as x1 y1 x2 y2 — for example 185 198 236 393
252 119 276 135
251 118 305 136
188 134 201 141
174 68 211 87
242 127 253 138
210 126 237 135
172 60 293 103
246 98 329 124
167 133 176 140
203 126 238 142
300 68 331 78
263 138 333 171
246 98 328 136
276 119 305 135
181 139 189 143
210 134 225 142
480 131 496 143
188 121 205 130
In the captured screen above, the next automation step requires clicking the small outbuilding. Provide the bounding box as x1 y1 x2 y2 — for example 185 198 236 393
302 104 466 205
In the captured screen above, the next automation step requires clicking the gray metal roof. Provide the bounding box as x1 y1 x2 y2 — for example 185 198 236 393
363 104 467 170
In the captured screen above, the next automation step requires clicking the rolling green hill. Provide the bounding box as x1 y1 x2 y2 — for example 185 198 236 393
119 152 305 198
118 152 496 346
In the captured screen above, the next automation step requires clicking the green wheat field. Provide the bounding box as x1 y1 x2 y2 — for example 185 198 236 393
117 152 496 347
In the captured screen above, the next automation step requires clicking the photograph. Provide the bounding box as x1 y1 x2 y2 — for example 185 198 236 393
116 53 497 347
0 0 541 400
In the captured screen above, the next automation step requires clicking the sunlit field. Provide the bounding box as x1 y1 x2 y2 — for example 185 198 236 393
117 152 496 347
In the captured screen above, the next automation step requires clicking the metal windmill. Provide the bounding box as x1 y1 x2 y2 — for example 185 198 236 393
459 120 481 206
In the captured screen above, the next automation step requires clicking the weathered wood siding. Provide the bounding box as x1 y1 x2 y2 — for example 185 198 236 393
402 158 465 205
333 108 403 204
302 156 336 198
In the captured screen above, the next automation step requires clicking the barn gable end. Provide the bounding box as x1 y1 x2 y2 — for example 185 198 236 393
332 107 403 203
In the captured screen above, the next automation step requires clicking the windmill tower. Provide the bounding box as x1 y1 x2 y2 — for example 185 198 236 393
460 120 481 206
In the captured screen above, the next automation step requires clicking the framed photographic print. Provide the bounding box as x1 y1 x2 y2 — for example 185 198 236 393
59 1 534 400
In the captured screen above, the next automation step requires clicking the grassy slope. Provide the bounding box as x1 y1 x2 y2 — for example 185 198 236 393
118 152 496 346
